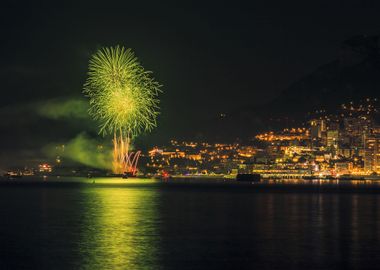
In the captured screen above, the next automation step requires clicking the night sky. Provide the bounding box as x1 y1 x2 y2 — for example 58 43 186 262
1 1 380 166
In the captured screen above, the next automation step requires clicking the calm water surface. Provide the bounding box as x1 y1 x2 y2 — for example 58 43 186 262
1 178 380 269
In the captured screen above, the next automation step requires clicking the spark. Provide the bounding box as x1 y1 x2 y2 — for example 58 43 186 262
83 46 161 138
83 46 162 173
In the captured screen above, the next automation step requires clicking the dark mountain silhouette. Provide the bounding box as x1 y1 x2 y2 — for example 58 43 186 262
199 35 380 141
268 34 380 117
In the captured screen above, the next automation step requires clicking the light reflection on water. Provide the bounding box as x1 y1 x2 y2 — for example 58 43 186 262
78 179 160 269
1 178 380 269
262 178 380 186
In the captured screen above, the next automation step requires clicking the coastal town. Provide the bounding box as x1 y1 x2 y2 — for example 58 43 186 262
8 98 379 180
145 98 380 179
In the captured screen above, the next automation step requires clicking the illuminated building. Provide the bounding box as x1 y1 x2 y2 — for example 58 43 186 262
338 148 353 158
342 116 371 147
372 126 380 134
186 154 202 161
364 135 380 172
334 162 353 175
310 119 326 139
326 130 339 148
39 163 52 173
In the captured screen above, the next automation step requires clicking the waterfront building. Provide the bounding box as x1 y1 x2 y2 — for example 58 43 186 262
334 162 353 175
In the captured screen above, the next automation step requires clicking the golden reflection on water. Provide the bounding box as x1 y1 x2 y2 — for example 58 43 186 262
78 178 159 269
264 178 380 186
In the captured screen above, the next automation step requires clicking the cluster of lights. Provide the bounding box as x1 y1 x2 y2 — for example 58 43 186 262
256 128 309 142
146 141 256 174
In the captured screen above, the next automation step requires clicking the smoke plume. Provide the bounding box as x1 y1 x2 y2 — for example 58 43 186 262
44 133 112 170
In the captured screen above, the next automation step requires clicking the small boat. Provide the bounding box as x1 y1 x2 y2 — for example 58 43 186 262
3 173 22 180
236 173 261 182
122 171 137 179
303 175 318 180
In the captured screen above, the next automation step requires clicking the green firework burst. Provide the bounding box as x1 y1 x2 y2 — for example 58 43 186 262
83 46 162 137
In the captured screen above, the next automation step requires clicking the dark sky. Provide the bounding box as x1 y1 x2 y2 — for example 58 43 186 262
1 1 380 164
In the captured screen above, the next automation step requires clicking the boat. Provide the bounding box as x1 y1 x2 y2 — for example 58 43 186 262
236 173 261 182
122 171 137 179
338 174 365 180
3 173 22 180
303 175 319 180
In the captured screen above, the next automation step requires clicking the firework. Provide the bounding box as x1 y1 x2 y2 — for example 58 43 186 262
83 46 161 173
84 46 161 137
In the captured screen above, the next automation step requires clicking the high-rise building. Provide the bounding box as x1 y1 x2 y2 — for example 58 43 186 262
328 122 340 131
364 135 380 172
310 119 326 139
343 116 372 147
327 130 339 148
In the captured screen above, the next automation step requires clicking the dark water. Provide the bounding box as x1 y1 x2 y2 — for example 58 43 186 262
1 178 380 269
